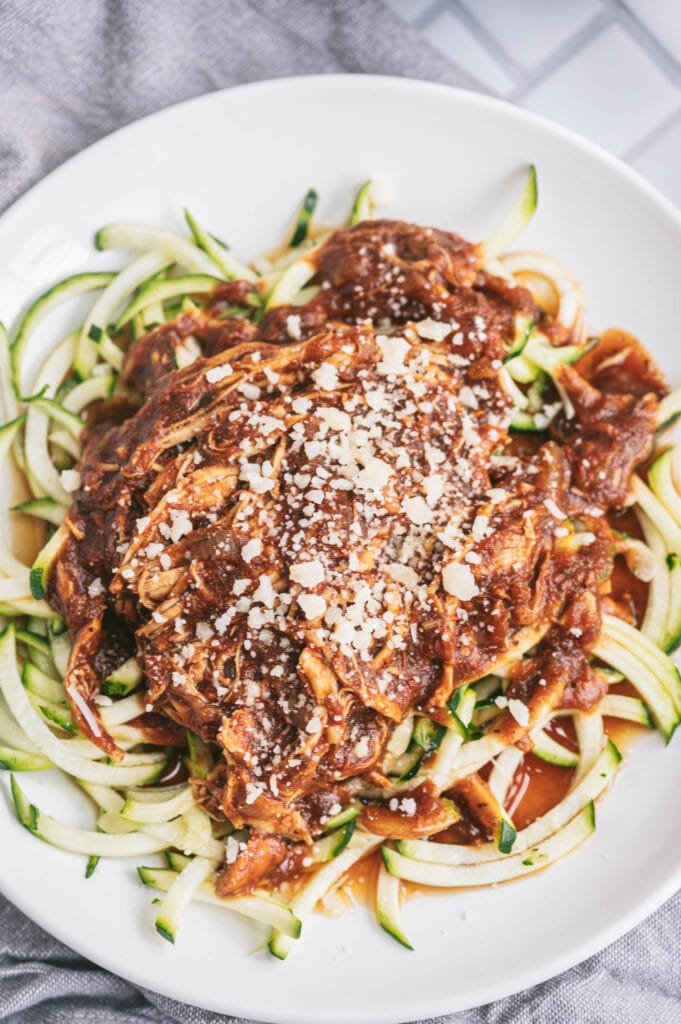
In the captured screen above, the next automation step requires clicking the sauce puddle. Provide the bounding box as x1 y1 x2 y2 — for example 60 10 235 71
325 713 649 912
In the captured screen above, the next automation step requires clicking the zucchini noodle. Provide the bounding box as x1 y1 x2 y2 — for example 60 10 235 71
0 169 678 957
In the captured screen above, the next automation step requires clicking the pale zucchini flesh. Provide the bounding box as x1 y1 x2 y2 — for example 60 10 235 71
0 174 679 962
481 165 537 262
10 272 115 394
153 855 216 943
138 866 302 937
0 746 52 771
396 741 620 866
376 856 413 950
11 776 170 856
530 727 579 768
101 656 143 697
384 803 595 887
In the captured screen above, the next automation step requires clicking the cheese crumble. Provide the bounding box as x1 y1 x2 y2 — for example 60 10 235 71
442 562 480 601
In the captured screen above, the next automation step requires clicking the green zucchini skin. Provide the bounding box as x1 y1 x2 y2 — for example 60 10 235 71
481 165 537 262
2 172 681 962
10 272 115 394
289 188 319 247
29 525 69 600
349 181 373 226
101 657 143 698
382 802 596 887
376 853 413 950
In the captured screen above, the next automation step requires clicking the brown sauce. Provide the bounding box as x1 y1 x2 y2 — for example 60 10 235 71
609 555 648 623
330 704 649 911
546 714 578 751
607 677 653 755
154 751 188 787
605 506 648 622
603 715 649 753
505 753 574 831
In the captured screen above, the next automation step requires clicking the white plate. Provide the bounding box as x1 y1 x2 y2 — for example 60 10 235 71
1 75 680 1024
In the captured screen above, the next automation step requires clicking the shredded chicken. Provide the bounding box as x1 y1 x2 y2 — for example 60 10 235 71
46 219 661 894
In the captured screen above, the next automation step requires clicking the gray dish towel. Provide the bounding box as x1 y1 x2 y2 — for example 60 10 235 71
0 1 680 1021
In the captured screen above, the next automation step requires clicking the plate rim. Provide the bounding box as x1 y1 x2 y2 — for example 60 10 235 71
1 73 681 1022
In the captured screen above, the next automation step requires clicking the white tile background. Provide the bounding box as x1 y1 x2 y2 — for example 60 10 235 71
386 0 681 208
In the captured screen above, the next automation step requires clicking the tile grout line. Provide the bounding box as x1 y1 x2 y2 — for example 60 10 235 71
411 0 520 93
447 0 527 87
412 0 450 33
400 0 681 109
394 0 681 100
623 104 681 164
509 5 615 103
618 0 681 90
386 0 681 190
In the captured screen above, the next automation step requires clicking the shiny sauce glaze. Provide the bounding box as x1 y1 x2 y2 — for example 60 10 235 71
317 320 661 907
331 558 651 910
45 217 664 899
333 710 649 910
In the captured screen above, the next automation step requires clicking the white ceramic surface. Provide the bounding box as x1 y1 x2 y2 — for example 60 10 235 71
1 76 680 1024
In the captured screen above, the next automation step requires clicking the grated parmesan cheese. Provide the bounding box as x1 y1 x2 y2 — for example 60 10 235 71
311 363 339 391
205 362 232 384
442 562 479 601
286 313 302 340
242 539 263 563
402 496 433 526
298 593 327 620
414 319 451 342
60 469 81 493
507 698 530 727
290 559 326 587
